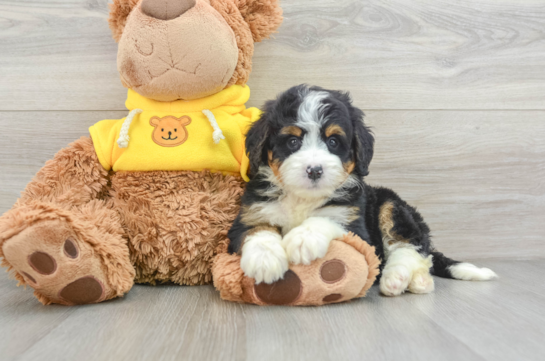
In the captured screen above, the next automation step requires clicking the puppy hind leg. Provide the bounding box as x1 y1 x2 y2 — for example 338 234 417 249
380 247 434 296
408 260 435 294
378 201 434 296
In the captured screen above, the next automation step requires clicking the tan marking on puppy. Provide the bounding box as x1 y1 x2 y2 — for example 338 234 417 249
246 225 280 237
343 160 355 174
280 126 303 137
325 124 346 138
379 202 410 245
342 206 361 224
268 150 283 182
239 205 253 225
240 205 276 228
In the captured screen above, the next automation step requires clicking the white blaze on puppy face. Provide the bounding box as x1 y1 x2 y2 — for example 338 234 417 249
278 90 348 199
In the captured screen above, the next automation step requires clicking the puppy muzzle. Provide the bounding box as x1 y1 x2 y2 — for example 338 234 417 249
306 166 323 181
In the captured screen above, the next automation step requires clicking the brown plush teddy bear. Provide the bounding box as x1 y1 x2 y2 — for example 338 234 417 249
0 0 282 306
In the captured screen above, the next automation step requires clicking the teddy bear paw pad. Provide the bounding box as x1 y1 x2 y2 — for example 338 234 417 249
320 260 347 283
254 270 302 305
21 272 37 285
63 239 79 259
323 293 343 303
59 277 105 305
28 251 57 275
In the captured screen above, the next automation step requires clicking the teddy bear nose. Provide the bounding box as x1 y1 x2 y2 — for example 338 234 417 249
141 0 196 20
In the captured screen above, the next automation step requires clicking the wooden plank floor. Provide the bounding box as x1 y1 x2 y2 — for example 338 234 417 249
0 259 543 361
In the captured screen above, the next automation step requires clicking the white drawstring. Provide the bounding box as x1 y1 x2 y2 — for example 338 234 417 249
202 109 225 144
117 109 143 148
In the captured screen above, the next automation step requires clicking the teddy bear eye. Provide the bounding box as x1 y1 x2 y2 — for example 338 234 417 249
174 129 177 132
161 128 164 132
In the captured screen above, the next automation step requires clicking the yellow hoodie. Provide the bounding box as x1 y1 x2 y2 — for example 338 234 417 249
89 85 260 181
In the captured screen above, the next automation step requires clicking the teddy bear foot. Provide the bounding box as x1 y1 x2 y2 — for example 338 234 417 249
213 233 381 306
2 219 126 305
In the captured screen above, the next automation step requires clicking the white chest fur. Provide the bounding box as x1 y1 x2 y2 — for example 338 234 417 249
245 194 328 235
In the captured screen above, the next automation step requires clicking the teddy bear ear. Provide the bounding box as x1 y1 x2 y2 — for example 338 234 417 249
235 0 283 42
108 0 140 42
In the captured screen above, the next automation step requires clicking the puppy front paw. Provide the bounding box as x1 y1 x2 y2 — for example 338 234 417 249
240 231 288 284
282 225 331 266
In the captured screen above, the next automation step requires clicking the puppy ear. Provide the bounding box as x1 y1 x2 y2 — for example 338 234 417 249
351 107 374 177
108 0 140 42
235 0 283 42
245 105 274 178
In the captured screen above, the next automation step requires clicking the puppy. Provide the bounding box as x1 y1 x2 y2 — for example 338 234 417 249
228 85 497 296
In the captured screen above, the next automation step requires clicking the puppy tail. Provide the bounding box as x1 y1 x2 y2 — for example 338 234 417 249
430 250 498 281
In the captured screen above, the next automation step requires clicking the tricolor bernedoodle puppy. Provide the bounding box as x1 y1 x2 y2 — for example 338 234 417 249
228 85 497 296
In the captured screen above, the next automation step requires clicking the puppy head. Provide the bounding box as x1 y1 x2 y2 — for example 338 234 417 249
246 85 374 198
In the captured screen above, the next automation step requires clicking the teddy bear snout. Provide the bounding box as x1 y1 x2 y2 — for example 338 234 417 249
141 0 196 20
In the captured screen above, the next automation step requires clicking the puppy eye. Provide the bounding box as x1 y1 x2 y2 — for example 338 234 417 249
287 137 301 150
328 138 339 148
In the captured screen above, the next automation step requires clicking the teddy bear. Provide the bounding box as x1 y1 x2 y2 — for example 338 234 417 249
0 0 283 306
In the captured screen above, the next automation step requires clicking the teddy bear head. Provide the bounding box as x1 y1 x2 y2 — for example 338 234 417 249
109 0 282 102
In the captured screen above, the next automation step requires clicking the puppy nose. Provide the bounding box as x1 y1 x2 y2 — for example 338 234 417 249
141 0 196 20
306 166 323 181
